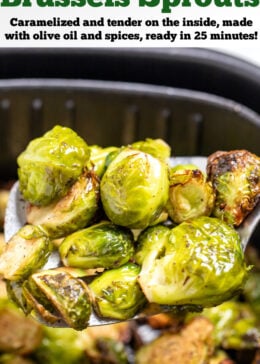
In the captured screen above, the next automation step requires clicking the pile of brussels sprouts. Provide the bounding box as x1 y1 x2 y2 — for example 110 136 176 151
0 125 259 330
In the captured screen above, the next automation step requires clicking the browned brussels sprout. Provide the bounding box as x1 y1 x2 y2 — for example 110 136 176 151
27 170 100 239
0 225 52 281
17 125 90 206
166 164 215 223
207 150 260 226
59 221 134 270
22 269 91 330
100 148 169 229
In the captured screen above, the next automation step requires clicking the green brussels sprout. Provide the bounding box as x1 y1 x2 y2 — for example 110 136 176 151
17 125 90 206
207 150 260 226
27 170 100 239
203 301 260 349
59 221 134 270
131 138 171 162
22 269 91 330
89 263 147 320
100 148 169 229
89 145 119 177
166 164 215 224
136 217 249 307
35 326 86 364
0 225 52 281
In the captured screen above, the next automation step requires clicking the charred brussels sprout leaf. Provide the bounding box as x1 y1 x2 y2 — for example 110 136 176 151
18 125 90 206
136 217 249 307
131 138 171 162
27 170 100 239
100 148 169 229
0 225 52 281
89 263 147 320
166 164 215 223
207 150 260 226
22 269 91 330
59 221 135 269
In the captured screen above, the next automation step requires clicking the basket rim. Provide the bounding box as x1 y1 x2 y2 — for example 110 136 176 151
0 78 259 127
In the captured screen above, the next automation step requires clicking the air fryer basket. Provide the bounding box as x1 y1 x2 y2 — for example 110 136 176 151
0 79 259 181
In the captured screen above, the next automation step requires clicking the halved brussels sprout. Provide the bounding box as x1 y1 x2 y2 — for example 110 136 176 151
59 221 134 270
100 148 169 229
166 164 215 223
0 225 52 281
22 269 91 330
17 125 90 206
136 217 249 307
207 150 260 226
27 170 100 239
131 138 171 162
89 263 147 320
89 145 119 177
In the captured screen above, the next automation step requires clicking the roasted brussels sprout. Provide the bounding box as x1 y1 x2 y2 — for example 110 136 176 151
89 263 147 320
17 125 90 206
203 301 260 350
89 145 119 177
207 150 260 226
135 316 214 364
0 225 52 281
100 148 169 229
59 221 134 270
34 326 86 364
131 138 171 162
27 170 100 239
94 337 129 364
136 217 249 307
0 299 43 355
22 269 91 330
166 164 215 223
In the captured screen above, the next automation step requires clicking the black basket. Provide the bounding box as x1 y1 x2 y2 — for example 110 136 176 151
0 79 259 180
